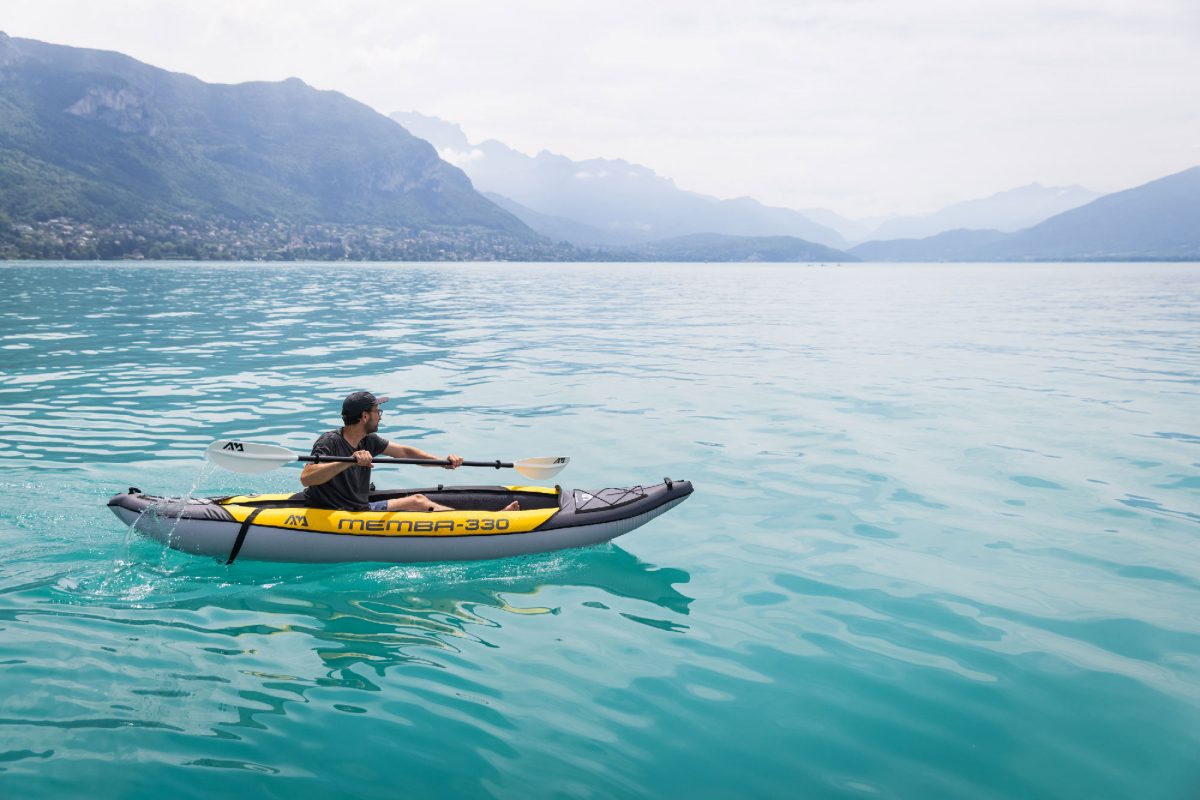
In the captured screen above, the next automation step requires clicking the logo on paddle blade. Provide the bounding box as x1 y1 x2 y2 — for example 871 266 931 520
554 457 567 464
285 514 309 528
223 441 244 452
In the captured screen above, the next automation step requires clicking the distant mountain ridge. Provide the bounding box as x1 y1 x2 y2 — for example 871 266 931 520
390 110 849 249
848 229 1009 262
869 183 1101 242
848 167 1200 261
0 32 544 259
984 167 1200 260
483 192 634 247
796 207 876 244
390 111 1130 253
616 233 856 263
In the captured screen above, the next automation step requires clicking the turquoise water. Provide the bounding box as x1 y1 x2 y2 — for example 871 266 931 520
1 261 1198 799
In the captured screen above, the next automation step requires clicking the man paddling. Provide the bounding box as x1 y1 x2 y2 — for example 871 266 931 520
301 391 519 512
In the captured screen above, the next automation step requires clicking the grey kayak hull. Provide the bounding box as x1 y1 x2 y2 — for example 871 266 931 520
107 481 693 564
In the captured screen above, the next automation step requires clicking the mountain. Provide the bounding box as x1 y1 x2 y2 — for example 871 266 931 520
485 191 858 260
848 167 1200 262
611 233 856 263
981 167 1200 260
797 207 877 243
848 229 1009 262
390 111 848 249
869 183 1101 242
483 192 636 247
0 32 540 259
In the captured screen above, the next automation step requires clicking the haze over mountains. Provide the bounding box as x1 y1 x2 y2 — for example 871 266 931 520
390 111 1109 247
868 184 1101 241
390 111 850 248
394 110 1200 261
0 32 1195 263
850 168 1200 261
989 167 1200 260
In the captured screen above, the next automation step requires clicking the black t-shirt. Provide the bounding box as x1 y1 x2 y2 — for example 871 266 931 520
301 430 389 511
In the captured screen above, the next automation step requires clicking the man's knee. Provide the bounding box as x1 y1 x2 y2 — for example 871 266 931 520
387 494 429 511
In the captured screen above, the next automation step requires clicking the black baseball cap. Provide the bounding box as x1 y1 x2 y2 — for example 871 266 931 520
342 391 390 419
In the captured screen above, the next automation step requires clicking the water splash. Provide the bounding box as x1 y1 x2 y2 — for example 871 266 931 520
80 461 221 601
156 461 218 570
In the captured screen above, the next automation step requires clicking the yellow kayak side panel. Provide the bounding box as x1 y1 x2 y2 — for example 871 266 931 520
217 486 558 507
215 490 558 537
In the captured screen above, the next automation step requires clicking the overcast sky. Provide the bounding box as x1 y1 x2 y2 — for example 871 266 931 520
5 0 1199 218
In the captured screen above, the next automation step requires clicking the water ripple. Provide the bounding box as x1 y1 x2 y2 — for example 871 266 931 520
1 262 1199 797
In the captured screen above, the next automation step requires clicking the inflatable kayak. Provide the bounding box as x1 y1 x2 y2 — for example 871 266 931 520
107 480 693 564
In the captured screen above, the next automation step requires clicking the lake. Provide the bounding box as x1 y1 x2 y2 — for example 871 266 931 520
1 261 1198 799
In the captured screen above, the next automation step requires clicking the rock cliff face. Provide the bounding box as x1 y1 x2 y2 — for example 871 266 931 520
65 86 161 135
0 32 533 237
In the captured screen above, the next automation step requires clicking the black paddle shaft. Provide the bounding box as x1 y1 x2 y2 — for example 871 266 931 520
299 455 512 469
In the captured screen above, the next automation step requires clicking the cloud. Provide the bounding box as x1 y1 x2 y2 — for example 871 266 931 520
346 36 437 73
439 147 485 167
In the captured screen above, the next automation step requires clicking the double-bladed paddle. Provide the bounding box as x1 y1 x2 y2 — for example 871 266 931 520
205 440 570 480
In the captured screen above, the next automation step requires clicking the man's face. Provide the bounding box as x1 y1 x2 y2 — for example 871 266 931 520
364 405 383 434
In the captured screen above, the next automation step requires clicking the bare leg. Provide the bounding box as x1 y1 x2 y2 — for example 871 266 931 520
386 494 454 512
502 500 520 511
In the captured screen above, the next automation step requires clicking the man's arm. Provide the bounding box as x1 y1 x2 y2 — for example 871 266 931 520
382 441 463 468
300 450 372 486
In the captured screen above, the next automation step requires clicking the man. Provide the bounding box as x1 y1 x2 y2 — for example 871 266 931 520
301 391 519 512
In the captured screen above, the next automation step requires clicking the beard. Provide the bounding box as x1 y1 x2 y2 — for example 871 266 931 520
365 416 380 434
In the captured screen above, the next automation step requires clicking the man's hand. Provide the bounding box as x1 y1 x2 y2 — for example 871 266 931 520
353 450 373 467
444 454 463 469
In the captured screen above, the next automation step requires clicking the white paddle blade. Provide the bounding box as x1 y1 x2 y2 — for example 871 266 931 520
513 456 569 480
205 440 298 474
